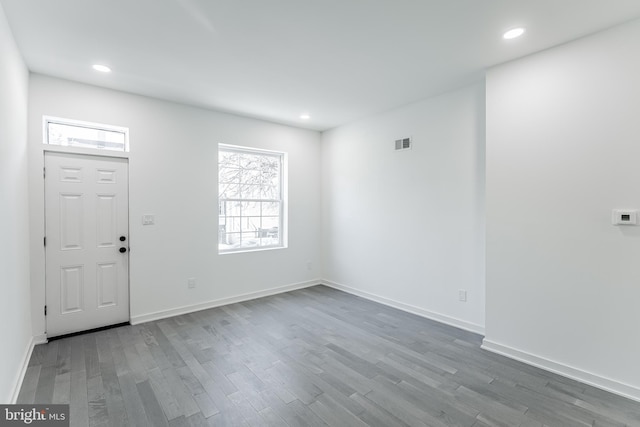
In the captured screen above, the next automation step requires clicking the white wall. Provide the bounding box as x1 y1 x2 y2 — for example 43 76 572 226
0 4 33 403
321 83 486 333
485 19 640 400
28 75 322 334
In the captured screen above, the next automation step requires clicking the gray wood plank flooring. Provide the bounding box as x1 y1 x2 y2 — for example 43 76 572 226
17 285 640 426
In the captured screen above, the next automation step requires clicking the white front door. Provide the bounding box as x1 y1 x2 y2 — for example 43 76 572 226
45 152 130 337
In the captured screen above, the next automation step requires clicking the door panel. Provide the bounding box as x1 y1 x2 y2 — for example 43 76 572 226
96 169 117 183
60 265 83 313
59 193 84 250
96 195 117 247
59 167 82 182
45 152 129 337
97 262 118 307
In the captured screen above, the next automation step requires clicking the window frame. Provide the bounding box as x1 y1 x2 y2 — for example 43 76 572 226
218 144 287 254
43 116 130 153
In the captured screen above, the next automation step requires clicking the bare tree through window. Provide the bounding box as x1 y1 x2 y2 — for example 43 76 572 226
218 146 284 252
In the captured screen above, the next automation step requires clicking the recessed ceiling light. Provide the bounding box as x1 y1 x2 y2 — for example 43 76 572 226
300 114 310 120
92 64 111 73
503 28 526 40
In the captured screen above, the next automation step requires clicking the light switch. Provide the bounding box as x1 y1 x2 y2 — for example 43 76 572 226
142 214 155 225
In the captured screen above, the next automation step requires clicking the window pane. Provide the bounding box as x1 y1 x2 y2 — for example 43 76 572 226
224 217 241 233
239 153 262 169
241 169 262 184
219 151 239 166
261 186 279 199
243 216 261 233
219 166 241 184
47 121 127 152
219 200 240 218
259 223 279 247
261 217 279 230
226 201 242 217
242 202 261 217
262 202 280 216
218 146 284 253
262 158 280 178
219 183 240 199
240 183 261 199
262 171 280 187
241 232 259 247
220 232 241 247
259 238 278 247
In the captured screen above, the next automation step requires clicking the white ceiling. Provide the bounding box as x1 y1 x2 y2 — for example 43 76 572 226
2 0 640 131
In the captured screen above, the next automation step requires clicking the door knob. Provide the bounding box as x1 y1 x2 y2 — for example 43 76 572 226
120 236 126 242
119 247 127 253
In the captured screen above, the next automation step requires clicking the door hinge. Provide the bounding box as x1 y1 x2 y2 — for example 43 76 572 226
44 305 47 316
43 167 46 179
44 236 46 247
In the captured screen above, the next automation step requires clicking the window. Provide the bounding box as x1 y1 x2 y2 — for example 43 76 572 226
218 145 286 253
44 116 129 152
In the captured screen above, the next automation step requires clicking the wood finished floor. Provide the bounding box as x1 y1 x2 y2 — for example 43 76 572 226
18 285 640 427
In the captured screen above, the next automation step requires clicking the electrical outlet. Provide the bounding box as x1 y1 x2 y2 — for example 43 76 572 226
306 261 312 271
458 289 467 302
188 278 196 289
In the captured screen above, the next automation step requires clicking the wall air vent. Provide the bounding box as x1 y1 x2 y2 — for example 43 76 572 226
395 137 412 151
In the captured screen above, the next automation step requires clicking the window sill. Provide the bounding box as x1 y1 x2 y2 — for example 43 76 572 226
219 245 287 255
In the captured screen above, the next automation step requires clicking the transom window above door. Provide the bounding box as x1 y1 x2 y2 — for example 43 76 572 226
44 116 129 152
218 144 287 253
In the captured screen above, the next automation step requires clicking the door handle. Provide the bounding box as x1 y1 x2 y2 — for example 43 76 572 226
120 236 126 242
119 247 127 253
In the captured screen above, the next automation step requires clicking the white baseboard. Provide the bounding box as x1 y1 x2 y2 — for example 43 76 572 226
482 339 640 403
321 279 485 335
10 336 36 404
130 279 321 325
